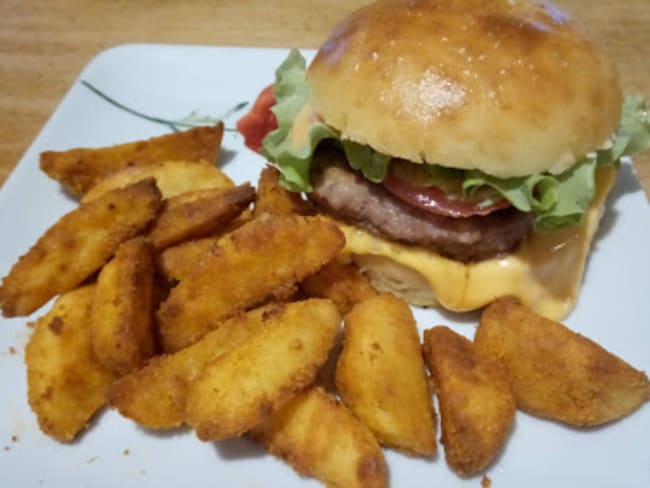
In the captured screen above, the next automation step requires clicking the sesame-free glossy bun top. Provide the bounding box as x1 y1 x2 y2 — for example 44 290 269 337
308 0 622 177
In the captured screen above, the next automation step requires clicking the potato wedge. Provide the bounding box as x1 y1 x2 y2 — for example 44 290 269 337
40 123 223 196
155 236 216 283
251 386 386 488
422 326 515 477
26 285 117 442
335 293 436 456
147 183 254 250
300 260 378 315
155 213 253 283
108 302 301 429
82 159 234 203
157 215 345 352
90 237 155 375
185 298 340 441
0 179 162 317
474 297 650 427
253 165 311 217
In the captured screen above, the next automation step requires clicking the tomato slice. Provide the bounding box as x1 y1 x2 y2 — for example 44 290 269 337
236 84 278 152
382 174 510 218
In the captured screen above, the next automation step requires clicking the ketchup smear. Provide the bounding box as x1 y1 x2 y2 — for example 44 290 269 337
236 84 277 152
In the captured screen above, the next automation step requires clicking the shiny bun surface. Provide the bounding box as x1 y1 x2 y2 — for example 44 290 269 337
308 0 621 177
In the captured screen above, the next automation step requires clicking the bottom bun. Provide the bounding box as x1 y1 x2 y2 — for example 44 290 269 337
354 254 440 307
333 167 616 321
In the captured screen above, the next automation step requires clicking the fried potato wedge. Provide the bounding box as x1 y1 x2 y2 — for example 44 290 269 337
422 326 515 477
155 209 253 283
474 297 650 427
26 285 117 442
108 302 299 429
40 123 223 196
253 165 312 217
82 159 234 203
147 183 255 250
185 299 340 441
0 179 162 317
251 386 387 488
155 236 216 283
157 215 345 352
301 260 378 315
90 237 155 375
335 294 437 456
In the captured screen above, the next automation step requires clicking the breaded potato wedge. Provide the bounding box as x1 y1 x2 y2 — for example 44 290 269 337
335 294 437 456
157 215 345 352
155 212 253 283
90 237 155 375
0 179 162 317
300 260 378 315
253 165 311 217
26 285 117 442
474 297 650 427
147 183 255 250
40 123 223 196
422 326 515 477
185 299 340 441
109 302 297 429
155 236 216 283
82 159 234 203
251 386 386 488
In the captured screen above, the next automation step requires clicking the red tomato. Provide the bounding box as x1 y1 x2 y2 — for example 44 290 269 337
236 84 278 152
382 174 510 218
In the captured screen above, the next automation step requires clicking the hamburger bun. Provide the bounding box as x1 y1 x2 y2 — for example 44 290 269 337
308 0 622 178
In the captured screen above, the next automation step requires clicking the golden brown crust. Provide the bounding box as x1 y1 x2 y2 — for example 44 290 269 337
422 325 515 476
184 300 341 441
308 0 621 177
335 294 437 456
0 179 162 317
26 285 117 442
156 215 345 352
90 237 155 376
250 387 387 488
474 298 650 426
299 259 378 315
40 123 224 196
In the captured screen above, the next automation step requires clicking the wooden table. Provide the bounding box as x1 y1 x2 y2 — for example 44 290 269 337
1 0 649 193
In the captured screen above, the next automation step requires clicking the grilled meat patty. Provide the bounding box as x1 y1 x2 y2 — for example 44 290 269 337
309 157 533 262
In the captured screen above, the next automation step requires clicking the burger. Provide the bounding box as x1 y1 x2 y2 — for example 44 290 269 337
237 0 650 320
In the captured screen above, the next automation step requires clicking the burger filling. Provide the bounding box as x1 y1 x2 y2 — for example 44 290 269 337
310 148 533 261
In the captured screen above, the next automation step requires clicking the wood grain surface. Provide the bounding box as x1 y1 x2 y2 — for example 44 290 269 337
1 0 648 193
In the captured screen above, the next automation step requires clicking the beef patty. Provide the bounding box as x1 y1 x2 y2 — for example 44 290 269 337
308 155 533 262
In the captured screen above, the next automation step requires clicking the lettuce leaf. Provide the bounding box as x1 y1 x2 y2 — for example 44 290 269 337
341 140 391 183
463 94 650 230
261 50 389 191
261 50 650 231
260 49 336 192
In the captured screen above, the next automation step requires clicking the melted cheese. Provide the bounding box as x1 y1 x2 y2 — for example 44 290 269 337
336 167 616 321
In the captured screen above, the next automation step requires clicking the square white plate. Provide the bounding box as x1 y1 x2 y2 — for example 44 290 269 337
0 44 648 488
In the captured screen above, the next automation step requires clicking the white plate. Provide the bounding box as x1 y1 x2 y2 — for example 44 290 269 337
0 44 649 488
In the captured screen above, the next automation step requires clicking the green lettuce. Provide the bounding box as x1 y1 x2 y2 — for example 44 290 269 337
261 49 389 190
463 94 650 230
261 50 650 231
341 140 391 183
260 49 336 192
